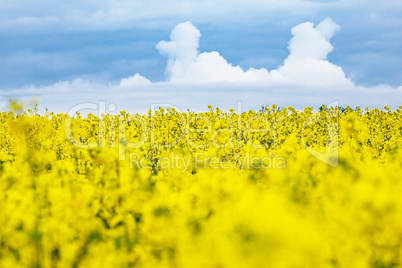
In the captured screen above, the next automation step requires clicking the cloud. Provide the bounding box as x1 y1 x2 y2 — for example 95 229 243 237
155 22 271 83
156 22 202 81
120 73 151 87
155 19 352 87
288 18 339 60
272 18 353 86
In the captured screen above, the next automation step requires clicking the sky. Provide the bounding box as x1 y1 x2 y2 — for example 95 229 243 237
0 0 401 113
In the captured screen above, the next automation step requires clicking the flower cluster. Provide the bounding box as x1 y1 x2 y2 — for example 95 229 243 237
1 104 402 267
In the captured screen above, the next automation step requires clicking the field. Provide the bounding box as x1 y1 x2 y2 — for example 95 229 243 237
1 104 402 267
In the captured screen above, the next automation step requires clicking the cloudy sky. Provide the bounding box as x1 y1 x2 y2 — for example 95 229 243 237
0 0 401 113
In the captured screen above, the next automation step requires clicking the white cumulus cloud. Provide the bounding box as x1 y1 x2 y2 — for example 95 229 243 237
155 19 353 86
120 73 151 87
273 18 353 86
156 21 272 83
156 22 202 82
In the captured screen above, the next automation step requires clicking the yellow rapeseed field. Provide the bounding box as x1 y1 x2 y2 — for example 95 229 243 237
1 104 402 267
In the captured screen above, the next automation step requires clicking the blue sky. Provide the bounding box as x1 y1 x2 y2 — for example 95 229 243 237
0 0 401 112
